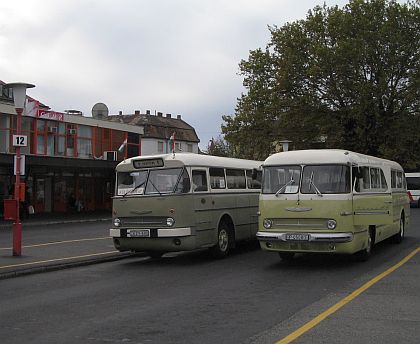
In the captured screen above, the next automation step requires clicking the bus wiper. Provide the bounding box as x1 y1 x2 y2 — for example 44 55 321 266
123 181 145 197
147 178 162 195
309 171 323 197
275 177 295 197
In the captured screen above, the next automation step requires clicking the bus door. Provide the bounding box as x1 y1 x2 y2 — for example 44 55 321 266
192 169 214 246
352 166 393 227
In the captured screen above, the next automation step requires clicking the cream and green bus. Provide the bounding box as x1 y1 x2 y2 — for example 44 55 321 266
110 153 262 258
256 149 410 261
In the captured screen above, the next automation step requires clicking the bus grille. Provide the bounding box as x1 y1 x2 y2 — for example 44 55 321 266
272 218 329 230
119 216 167 227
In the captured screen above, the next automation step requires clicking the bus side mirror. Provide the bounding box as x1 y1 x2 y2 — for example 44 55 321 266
251 168 258 180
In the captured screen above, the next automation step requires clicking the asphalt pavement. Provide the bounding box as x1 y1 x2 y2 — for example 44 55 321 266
0 210 137 279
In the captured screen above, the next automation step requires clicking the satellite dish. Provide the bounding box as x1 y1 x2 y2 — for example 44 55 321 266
92 103 109 119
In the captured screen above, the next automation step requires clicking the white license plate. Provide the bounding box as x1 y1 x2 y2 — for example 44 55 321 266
285 233 309 241
127 229 150 238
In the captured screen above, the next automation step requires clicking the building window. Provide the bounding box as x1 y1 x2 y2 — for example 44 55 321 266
158 141 164 153
77 125 92 158
187 143 193 152
175 142 181 152
66 124 76 157
126 132 140 159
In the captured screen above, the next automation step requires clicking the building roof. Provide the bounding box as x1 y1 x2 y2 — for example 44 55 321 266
105 113 200 143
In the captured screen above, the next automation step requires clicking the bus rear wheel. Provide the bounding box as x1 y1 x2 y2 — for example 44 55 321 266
210 222 231 259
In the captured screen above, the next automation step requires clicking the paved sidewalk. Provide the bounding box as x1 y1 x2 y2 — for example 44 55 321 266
0 210 138 279
0 210 112 229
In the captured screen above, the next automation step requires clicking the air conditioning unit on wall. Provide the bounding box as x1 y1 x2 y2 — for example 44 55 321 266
48 127 58 133
68 128 77 135
104 151 117 161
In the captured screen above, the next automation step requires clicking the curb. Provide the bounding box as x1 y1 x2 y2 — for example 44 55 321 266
0 251 141 280
0 217 112 229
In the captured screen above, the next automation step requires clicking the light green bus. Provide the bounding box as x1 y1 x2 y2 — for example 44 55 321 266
256 149 410 261
110 153 262 258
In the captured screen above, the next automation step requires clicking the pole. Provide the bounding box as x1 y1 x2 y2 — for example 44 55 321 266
13 107 23 256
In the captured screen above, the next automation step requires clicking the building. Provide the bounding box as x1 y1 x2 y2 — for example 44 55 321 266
0 81 200 215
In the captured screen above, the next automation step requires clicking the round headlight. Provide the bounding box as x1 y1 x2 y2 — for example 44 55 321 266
113 218 121 227
166 217 175 227
327 219 337 229
263 219 273 229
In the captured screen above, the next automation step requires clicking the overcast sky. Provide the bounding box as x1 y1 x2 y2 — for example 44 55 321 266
0 0 349 150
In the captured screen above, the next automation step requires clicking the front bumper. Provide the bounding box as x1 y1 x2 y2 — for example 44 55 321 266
110 227 192 238
256 231 353 243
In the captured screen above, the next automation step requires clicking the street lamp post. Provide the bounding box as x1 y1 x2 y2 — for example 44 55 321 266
5 82 35 256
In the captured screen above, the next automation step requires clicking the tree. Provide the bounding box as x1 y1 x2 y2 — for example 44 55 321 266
206 135 235 157
222 0 420 169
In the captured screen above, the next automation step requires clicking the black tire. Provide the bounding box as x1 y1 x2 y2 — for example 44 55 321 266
356 227 374 262
210 222 231 259
392 215 405 244
279 252 295 261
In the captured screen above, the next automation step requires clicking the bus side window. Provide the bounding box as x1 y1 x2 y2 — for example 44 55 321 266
246 169 262 189
192 170 208 192
226 169 246 189
209 168 226 189
353 166 370 192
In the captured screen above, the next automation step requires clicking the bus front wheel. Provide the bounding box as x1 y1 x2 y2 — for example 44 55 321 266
392 215 405 244
210 222 231 259
356 227 374 262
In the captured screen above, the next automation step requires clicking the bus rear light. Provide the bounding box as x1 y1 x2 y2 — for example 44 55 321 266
174 238 181 246
166 217 175 227
266 242 272 248
407 191 413 201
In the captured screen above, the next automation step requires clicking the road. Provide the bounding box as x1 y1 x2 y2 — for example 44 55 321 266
0 209 419 344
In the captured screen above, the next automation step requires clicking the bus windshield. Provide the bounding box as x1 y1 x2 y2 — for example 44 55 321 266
301 165 350 194
117 168 190 196
262 164 350 194
263 165 301 194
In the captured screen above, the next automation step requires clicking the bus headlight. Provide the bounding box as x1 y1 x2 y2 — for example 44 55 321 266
113 218 121 227
263 219 273 229
166 217 175 227
327 219 337 229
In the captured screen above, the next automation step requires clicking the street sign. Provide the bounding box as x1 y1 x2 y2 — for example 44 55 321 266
12 135 28 147
13 155 25 176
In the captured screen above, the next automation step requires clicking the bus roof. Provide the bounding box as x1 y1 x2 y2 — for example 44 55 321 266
116 153 263 170
263 149 404 170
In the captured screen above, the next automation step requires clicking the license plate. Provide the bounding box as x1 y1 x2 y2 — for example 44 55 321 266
285 233 310 241
127 229 150 238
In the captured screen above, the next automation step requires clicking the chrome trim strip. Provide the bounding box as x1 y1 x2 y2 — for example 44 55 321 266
157 227 192 237
285 207 312 212
354 211 389 215
109 228 121 237
256 231 353 243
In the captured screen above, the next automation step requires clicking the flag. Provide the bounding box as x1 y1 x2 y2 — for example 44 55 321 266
169 132 175 153
118 138 127 153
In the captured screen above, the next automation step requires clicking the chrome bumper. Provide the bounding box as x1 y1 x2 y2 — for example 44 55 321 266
110 227 192 238
256 231 353 243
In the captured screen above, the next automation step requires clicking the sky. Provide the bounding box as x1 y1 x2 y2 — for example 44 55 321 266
0 0 349 151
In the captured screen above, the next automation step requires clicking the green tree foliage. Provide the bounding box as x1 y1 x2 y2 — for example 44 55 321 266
222 0 419 169
206 135 236 157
